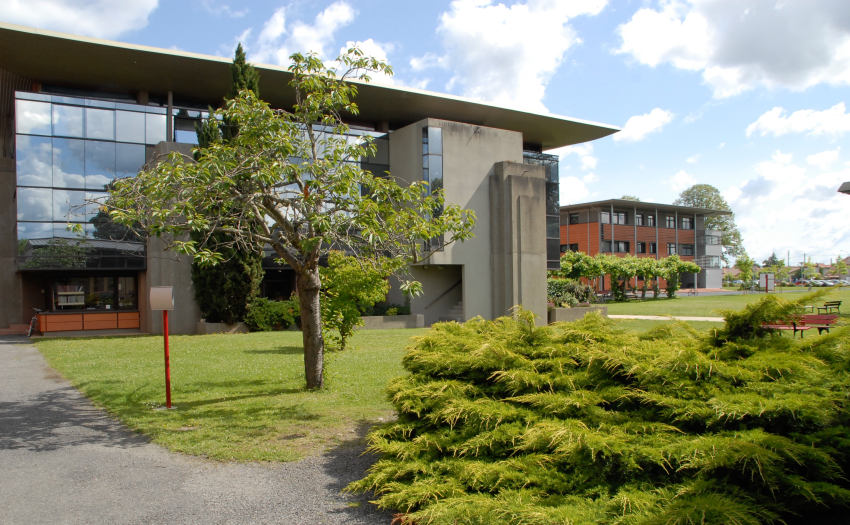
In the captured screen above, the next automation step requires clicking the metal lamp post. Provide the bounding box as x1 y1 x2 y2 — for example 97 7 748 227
150 286 175 408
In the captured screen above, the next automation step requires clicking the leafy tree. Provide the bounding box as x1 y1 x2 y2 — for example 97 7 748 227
634 256 662 299
619 195 641 201
735 254 757 284
88 209 143 241
674 184 746 262
350 300 850 524
554 251 605 290
320 251 390 350
597 253 640 301
191 44 265 325
763 252 782 267
802 257 821 280
107 48 476 389
660 254 701 298
834 255 848 280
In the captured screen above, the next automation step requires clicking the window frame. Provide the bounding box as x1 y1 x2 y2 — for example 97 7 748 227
667 243 677 255
665 216 676 229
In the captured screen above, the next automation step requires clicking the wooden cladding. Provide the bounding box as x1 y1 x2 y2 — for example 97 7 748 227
38 311 140 332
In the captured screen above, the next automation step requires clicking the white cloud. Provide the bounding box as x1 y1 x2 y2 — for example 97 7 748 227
201 0 247 18
548 143 598 171
616 0 850 98
560 176 592 204
247 2 356 65
808 148 841 170
724 153 850 263
1 0 158 39
772 150 793 164
614 108 674 142
412 0 608 113
669 170 697 191
338 39 395 85
687 154 701 163
746 103 850 138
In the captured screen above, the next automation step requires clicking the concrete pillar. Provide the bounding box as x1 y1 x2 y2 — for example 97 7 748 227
489 161 547 325
0 157 23 327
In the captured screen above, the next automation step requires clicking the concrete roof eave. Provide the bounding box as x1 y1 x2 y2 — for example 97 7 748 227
0 22 619 150
839 182 850 195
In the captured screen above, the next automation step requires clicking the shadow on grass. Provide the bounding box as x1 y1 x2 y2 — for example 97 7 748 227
243 346 303 355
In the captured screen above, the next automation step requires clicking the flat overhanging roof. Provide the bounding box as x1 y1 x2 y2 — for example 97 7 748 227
0 22 619 150
561 199 734 217
839 182 850 195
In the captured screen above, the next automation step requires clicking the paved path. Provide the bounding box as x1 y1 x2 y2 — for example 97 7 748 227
609 315 724 322
0 337 393 525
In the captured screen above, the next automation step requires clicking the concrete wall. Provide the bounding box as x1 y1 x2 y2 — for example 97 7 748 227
490 161 548 325
388 265 463 327
358 314 424 330
142 141 202 335
387 119 525 324
0 157 22 327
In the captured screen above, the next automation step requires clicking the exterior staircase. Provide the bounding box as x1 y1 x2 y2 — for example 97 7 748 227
0 324 30 336
439 301 464 323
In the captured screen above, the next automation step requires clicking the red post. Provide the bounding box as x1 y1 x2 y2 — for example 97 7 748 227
163 310 172 408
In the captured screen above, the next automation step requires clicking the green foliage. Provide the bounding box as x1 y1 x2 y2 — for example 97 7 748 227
803 257 821 280
735 254 757 283
835 256 848 279
320 251 390 350
547 278 595 306
674 184 746 261
660 254 701 298
18 237 87 269
714 289 832 341
620 195 641 201
363 303 412 316
349 305 850 524
244 296 300 332
191 234 264 324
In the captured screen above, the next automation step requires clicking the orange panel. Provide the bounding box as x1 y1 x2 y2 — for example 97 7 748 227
85 320 119 330
46 314 82 326
38 314 47 333
118 312 140 329
44 321 84 332
84 313 117 322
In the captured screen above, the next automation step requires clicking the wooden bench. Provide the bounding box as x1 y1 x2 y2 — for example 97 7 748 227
818 301 842 314
797 314 839 335
762 322 810 338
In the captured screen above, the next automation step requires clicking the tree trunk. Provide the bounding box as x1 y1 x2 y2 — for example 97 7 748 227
297 267 324 390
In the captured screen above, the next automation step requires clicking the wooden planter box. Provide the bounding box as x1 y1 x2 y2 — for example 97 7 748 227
548 306 608 324
38 311 140 332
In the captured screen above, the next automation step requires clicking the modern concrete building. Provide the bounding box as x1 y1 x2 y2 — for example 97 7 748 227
559 199 731 289
0 22 618 335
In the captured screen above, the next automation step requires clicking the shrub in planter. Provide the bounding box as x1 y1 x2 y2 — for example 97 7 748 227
349 295 850 525
547 277 594 306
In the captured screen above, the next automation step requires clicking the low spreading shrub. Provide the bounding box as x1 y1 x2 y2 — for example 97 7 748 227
363 303 412 316
547 277 594 307
243 296 299 332
349 293 850 525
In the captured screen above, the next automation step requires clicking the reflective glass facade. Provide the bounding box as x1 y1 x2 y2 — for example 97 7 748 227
523 151 560 270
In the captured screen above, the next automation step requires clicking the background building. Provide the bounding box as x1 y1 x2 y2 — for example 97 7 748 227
0 22 617 335
560 199 730 289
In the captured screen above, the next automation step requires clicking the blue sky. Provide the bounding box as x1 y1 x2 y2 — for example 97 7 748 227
4 0 850 265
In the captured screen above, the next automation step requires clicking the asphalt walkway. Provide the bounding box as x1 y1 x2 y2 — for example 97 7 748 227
0 337 392 525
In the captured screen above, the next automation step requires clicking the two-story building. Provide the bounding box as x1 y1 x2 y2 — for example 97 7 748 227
0 22 619 335
559 199 730 290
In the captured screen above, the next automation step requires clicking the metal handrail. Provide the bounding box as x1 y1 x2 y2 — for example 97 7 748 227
424 280 462 310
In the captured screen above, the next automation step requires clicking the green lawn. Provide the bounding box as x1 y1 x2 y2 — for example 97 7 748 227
606 289 849 317
37 329 426 462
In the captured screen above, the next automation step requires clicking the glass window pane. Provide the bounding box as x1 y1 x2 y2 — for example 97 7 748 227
145 113 166 144
174 130 198 144
53 222 82 238
16 92 51 102
16 135 53 187
428 127 442 155
546 182 558 216
52 105 84 137
115 110 145 143
546 216 559 239
53 189 86 223
547 238 560 261
428 155 443 193
117 277 137 309
17 222 53 241
52 138 86 189
115 143 146 178
85 141 116 190
85 99 115 109
16 187 53 221
85 191 108 221
16 100 52 135
85 108 114 140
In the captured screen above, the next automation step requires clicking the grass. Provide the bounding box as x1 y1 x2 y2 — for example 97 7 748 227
36 329 426 462
606 288 850 317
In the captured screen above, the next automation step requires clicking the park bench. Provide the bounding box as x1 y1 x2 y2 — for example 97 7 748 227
761 314 838 338
818 301 842 314
797 314 839 335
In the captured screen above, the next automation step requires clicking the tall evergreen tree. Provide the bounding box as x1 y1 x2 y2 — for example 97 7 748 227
192 44 265 324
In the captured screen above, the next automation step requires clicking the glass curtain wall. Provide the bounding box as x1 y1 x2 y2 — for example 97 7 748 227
523 151 560 269
423 126 443 250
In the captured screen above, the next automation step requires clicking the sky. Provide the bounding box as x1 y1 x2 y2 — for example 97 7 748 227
3 0 850 265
